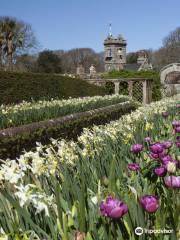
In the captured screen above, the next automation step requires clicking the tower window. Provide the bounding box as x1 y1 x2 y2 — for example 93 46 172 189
119 55 123 59
118 48 122 53
107 48 112 57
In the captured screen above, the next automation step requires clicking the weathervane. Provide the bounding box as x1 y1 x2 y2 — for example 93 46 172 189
109 22 112 37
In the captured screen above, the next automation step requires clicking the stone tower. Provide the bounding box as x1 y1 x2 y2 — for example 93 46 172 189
104 30 127 72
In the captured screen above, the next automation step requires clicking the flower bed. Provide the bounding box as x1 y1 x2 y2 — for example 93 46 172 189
0 94 180 239
0 94 130 129
0 100 137 159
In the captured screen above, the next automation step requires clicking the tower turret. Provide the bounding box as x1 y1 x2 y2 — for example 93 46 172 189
104 30 127 72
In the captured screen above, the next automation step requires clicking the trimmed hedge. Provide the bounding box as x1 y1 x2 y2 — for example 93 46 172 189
0 71 107 104
0 101 138 159
103 70 162 101
0 95 130 129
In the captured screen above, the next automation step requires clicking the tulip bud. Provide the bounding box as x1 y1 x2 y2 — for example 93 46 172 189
131 144 143 154
164 176 180 188
102 176 109 186
162 112 169 118
175 127 180 133
74 232 85 240
167 162 176 173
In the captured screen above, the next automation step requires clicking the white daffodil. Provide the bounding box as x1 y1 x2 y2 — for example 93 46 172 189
15 184 32 207
0 160 24 184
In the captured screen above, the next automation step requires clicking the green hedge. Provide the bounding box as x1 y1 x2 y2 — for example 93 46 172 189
0 102 137 159
103 70 161 101
0 71 107 105
0 95 130 130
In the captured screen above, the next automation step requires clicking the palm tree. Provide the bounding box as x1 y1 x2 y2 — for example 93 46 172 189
1 17 22 70
0 16 36 71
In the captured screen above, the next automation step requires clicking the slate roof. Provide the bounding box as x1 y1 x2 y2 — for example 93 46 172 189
124 63 141 71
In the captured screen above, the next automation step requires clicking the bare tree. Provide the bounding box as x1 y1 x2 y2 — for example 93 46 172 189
152 27 180 70
59 48 104 73
14 54 37 72
163 27 180 48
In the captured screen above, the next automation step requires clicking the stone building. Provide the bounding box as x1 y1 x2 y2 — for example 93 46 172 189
160 63 180 96
104 32 152 72
104 33 127 72
125 50 152 71
137 50 147 64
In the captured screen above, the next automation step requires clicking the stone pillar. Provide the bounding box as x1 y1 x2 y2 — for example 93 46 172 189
128 81 133 98
114 82 120 94
89 65 97 79
143 79 152 104
76 65 85 79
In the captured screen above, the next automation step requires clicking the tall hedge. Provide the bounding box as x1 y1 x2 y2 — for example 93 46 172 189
103 70 162 101
0 72 107 104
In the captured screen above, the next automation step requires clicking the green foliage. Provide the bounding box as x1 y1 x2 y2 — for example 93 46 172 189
0 102 137 159
37 50 62 73
0 96 180 239
0 71 107 104
102 70 162 101
126 52 138 64
0 95 130 129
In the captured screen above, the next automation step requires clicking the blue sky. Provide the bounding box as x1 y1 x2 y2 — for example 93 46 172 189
0 0 179 53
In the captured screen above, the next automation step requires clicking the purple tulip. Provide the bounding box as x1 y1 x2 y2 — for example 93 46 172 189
149 153 159 159
160 155 172 164
158 151 167 159
176 136 180 142
162 141 173 149
175 127 180 133
176 136 180 148
131 144 143 154
139 195 159 213
100 196 128 219
150 143 164 154
172 120 180 129
161 157 179 169
176 104 180 109
128 163 140 171
154 166 167 177
172 160 180 168
176 141 180 148
164 176 180 188
162 112 169 118
145 137 151 143
177 161 180 169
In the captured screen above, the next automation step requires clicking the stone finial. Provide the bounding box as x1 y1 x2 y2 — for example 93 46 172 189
89 64 97 78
